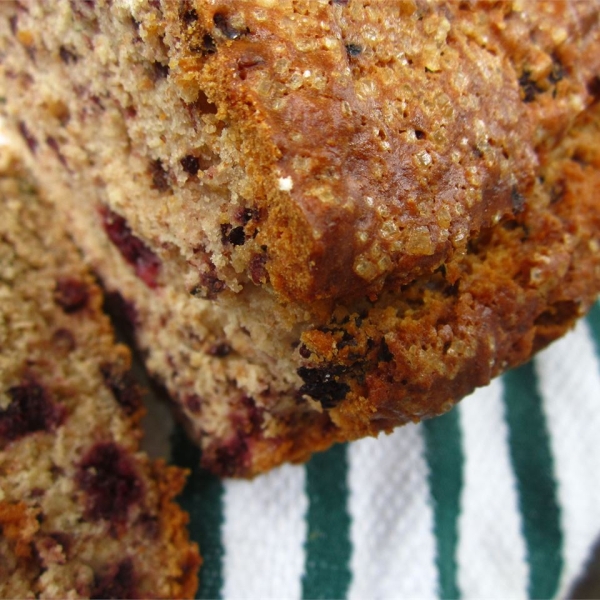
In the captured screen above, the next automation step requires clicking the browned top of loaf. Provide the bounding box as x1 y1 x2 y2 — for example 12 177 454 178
166 0 600 304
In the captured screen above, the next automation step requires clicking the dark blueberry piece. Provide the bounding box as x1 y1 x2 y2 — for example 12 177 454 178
203 273 226 296
52 328 76 353
184 394 202 413
298 344 311 359
345 43 362 57
207 342 232 357
297 366 350 409
59 46 78 64
100 363 142 415
210 433 249 477
511 186 525 213
213 12 247 40
99 206 161 288
190 271 226 299
518 71 543 103
9 15 17 36
240 395 263 432
180 154 200 175
378 338 394 362
77 442 143 523
149 158 170 192
227 226 246 246
18 121 37 154
0 379 65 441
92 558 138 600
415 129 426 140
54 277 89 313
249 253 268 285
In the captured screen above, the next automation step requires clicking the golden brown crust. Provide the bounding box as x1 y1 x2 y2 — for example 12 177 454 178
300 100 600 441
152 462 201 599
0 502 39 561
170 0 600 303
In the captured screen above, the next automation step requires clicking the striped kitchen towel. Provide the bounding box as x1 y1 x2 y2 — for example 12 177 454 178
171 301 600 600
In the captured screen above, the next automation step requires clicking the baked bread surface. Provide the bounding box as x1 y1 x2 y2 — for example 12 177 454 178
170 0 600 302
0 151 200 597
1 0 599 476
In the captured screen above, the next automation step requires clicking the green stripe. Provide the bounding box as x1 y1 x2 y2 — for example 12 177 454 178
503 362 563 599
586 300 600 356
423 408 464 600
171 425 224 600
302 443 352 600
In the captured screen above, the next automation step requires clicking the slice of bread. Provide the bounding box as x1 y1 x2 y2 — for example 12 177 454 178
0 149 200 598
1 0 599 476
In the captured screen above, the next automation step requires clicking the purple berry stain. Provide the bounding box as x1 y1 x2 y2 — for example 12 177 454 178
92 557 138 599
99 205 161 288
76 442 143 523
54 277 89 313
211 433 250 477
0 379 65 442
204 396 262 476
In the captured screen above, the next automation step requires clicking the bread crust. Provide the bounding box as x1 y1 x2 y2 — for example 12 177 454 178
169 0 600 303
1 0 600 476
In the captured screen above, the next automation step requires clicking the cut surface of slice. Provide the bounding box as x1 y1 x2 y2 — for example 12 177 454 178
0 149 200 598
1 0 600 476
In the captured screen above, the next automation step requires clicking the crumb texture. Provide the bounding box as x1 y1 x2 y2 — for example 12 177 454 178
0 0 599 476
0 152 200 597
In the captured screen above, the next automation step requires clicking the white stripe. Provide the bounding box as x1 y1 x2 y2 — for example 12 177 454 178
456 379 529 599
221 464 307 600
534 320 600 599
348 423 438 600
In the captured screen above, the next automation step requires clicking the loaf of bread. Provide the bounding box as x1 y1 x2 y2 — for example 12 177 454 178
0 149 200 598
1 0 600 476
